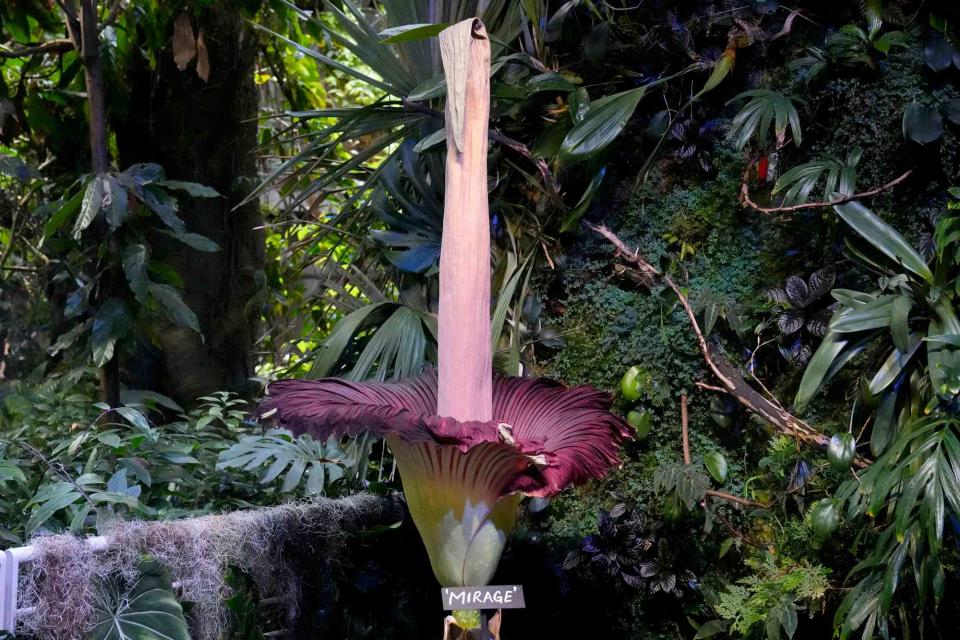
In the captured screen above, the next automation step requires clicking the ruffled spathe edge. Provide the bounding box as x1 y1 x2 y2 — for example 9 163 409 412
256 369 631 498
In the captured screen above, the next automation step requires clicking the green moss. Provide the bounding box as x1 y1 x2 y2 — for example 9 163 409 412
812 35 959 229
518 33 960 640
536 152 773 548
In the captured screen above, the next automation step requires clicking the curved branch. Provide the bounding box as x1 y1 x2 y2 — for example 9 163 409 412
588 223 870 467
589 222 733 388
740 169 913 214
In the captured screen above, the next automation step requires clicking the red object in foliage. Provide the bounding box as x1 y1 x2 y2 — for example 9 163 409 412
757 155 769 182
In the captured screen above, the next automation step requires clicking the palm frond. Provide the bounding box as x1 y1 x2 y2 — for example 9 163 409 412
726 90 803 149
772 149 861 206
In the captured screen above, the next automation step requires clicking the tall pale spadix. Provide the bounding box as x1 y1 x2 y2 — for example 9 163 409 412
258 19 630 589
437 18 493 422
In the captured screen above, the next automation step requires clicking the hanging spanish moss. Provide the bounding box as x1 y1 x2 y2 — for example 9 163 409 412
16 494 402 640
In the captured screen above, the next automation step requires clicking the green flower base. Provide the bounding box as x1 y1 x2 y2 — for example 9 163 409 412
452 609 480 629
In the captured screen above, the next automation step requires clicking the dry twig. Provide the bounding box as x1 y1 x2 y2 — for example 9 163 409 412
677 396 769 510
740 167 912 214
589 223 870 467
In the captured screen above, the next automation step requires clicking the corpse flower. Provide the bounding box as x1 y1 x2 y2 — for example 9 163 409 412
258 19 630 588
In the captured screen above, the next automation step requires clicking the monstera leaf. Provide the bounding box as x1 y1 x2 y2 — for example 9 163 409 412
89 560 190 640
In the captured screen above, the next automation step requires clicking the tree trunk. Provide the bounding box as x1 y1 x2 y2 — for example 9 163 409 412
114 5 263 405
79 0 120 407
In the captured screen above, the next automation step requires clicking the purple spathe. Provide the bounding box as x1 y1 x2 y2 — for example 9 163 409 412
257 368 630 498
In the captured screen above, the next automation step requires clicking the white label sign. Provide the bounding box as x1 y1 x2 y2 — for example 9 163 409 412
440 585 525 610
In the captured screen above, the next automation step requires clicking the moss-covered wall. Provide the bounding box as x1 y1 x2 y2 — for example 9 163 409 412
509 27 960 637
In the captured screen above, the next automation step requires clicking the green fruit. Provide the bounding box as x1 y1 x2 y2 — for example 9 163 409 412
620 365 645 402
810 499 839 538
704 451 728 483
709 395 736 428
827 433 857 471
627 410 652 440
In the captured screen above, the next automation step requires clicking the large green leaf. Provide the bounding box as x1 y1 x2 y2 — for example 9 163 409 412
773 150 860 206
412 127 447 153
41 188 84 238
104 176 130 230
829 297 894 333
157 229 221 252
148 284 200 333
0 460 27 485
902 102 944 144
141 186 186 234
868 334 921 395
831 288 877 307
73 176 106 239
491 256 531 355
693 49 735 100
309 302 394 379
90 561 191 640
157 180 220 198
927 300 960 397
889 295 912 353
378 23 448 43
704 451 728 484
26 482 83 535
308 302 436 381
217 431 355 495
407 74 446 100
834 201 934 283
349 305 432 380
91 300 133 368
122 244 150 302
560 165 606 232
871 390 899 456
925 334 960 348
796 332 848 406
559 87 645 163
249 19 399 95
726 90 802 149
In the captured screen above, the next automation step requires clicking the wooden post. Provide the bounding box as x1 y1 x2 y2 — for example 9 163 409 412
436 19 492 422
477 610 490 640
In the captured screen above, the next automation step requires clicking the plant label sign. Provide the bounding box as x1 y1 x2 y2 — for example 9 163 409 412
441 585 525 610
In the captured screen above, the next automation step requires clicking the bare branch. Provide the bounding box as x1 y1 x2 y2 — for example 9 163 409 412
679 393 770 509
740 167 913 214
713 508 763 548
695 381 727 393
705 490 769 509
680 394 691 465
0 39 73 59
588 222 871 467
0 264 40 272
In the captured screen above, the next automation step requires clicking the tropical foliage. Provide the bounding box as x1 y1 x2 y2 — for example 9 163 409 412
3 0 960 639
